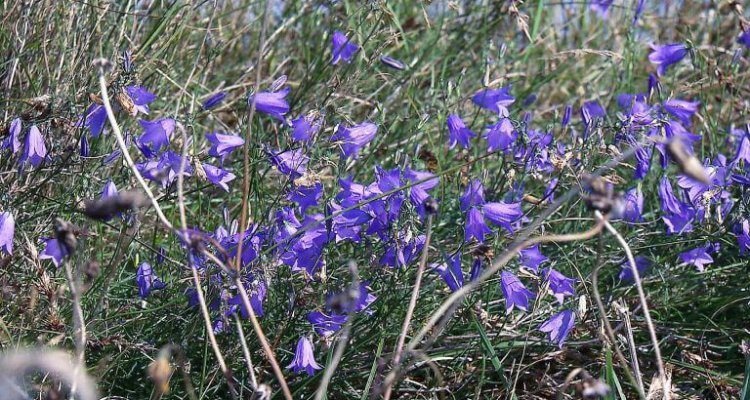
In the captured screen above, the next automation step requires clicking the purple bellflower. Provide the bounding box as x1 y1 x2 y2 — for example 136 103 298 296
679 247 714 272
736 220 750 256
203 164 237 192
447 114 476 149
249 86 290 122
738 30 750 49
379 56 406 70
518 244 548 273
663 99 700 126
291 115 322 143
125 86 157 115
590 0 614 18
732 134 750 167
39 238 65 267
500 271 535 313
331 122 377 159
619 256 651 282
471 86 515 116
620 186 644 223
331 31 359 65
482 201 523 234
0 212 14 255
202 92 226 110
3 118 22 153
288 182 323 214
268 148 309 178
137 118 174 156
465 207 491 243
136 262 166 299
287 337 322 376
206 132 244 160
539 310 576 348
649 43 687 76
308 311 347 337
432 252 464 292
542 268 576 305
81 104 108 138
460 180 485 211
484 118 516 152
20 125 47 168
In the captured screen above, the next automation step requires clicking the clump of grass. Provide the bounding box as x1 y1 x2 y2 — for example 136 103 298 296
1 1 749 399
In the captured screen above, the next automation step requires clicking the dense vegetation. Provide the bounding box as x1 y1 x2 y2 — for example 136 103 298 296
1 1 749 399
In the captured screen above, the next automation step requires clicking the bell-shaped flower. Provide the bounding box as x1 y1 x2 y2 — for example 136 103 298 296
679 247 714 272
331 31 359 65
432 252 464 292
447 114 475 149
287 337 323 376
202 92 226 110
500 271 534 313
249 86 290 122
484 118 516 152
648 43 687 76
137 118 174 156
542 268 576 305
20 125 47 168
0 212 14 256
2 118 22 153
203 164 236 192
136 262 166 299
518 244 548 273
331 122 377 159
206 132 244 160
291 114 322 143
471 86 514 116
663 99 700 126
465 206 491 243
539 310 576 348
39 238 65 267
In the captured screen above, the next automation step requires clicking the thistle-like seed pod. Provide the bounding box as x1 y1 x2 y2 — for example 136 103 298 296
666 140 711 184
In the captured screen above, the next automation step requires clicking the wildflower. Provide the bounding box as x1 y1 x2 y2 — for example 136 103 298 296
39 238 65 267
81 104 108 138
633 0 646 25
125 86 157 115
379 56 406 70
203 164 236 192
288 182 323 213
432 252 464 292
618 256 651 282
20 125 47 168
581 101 606 131
648 43 687 76
736 220 750 256
662 206 695 235
518 244 548 273
2 118 22 153
471 86 515 116
732 134 750 167
228 280 267 317
556 108 571 131
329 202 370 243
206 132 244 160
539 310 576 348
249 86 290 122
482 201 523 234
484 118 516 152
633 143 653 180
620 186 644 223
307 311 347 337
404 168 439 217
268 148 309 178
663 99 700 126
291 115 322 143
590 0 613 18
460 180 485 211
679 247 714 272
80 134 90 157
102 180 118 199
137 118 174 156
658 176 683 215
331 122 378 159
470 258 483 282
331 31 359 65
287 337 322 376
500 271 534 313
465 206 492 243
0 212 14 255
202 92 226 110
542 268 575 304
136 262 167 299
738 30 750 49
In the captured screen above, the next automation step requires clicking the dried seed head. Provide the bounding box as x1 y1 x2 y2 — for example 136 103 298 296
83 191 146 221
666 140 711 184
88 93 103 105
115 90 137 116
424 198 439 215
53 218 78 256
148 356 172 395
